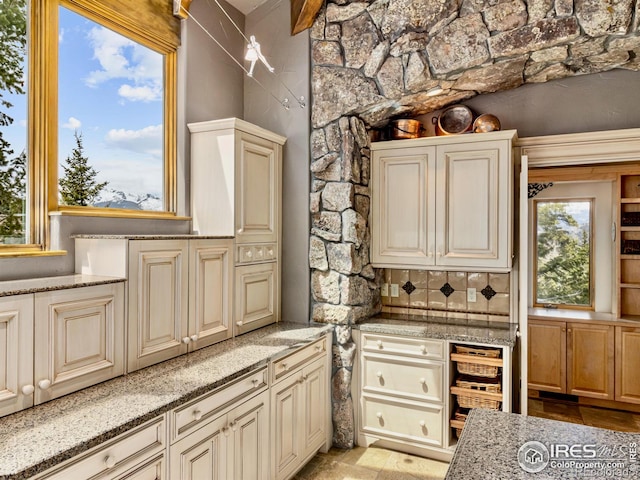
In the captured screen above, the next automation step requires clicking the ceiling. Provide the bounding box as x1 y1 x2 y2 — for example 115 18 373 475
225 0 269 15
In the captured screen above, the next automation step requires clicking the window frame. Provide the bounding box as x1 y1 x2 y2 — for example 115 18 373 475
1 0 178 256
532 196 595 311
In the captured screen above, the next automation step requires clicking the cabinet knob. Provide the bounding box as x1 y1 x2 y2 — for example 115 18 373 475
182 337 191 344
420 345 428 354
252 378 260 386
376 412 383 419
223 427 230 437
246 250 253 258
281 363 288 370
428 251 433 258
190 334 198 342
419 377 426 385
419 420 426 428
230 421 237 432
193 409 203 421
267 249 274 256
236 321 244 327
104 455 116 469
38 379 51 390
437 251 442 257
22 385 35 396
315 344 323 351
377 340 383 349
376 371 383 378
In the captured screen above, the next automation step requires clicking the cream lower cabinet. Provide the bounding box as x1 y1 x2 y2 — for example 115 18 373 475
0 283 124 417
34 415 166 480
169 367 270 480
355 332 452 462
235 262 278 336
271 336 331 480
75 237 233 372
371 131 516 270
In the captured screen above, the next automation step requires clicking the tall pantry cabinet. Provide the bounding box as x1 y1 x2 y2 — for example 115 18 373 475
189 118 286 335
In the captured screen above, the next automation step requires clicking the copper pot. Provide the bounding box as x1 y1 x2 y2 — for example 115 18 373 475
390 119 422 139
432 105 474 136
473 113 501 133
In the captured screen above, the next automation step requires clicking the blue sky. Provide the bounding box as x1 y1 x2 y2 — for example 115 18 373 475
3 6 164 198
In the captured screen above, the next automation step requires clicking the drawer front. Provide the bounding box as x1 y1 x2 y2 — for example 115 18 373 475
361 333 444 360
113 453 165 480
40 416 165 480
171 367 267 442
271 337 327 382
237 244 277 264
362 353 444 403
362 395 443 447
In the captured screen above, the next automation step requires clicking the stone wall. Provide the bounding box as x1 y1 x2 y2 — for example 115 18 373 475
308 0 640 448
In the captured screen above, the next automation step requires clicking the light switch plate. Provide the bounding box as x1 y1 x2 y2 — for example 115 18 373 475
390 284 399 297
381 283 389 296
467 288 477 303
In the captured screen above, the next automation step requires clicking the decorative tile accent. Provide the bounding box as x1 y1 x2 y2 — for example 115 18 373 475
402 281 416 295
481 285 497 300
440 283 455 297
528 182 554 198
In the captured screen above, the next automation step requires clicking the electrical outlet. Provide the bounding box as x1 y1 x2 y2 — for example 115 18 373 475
390 284 399 297
467 288 477 302
381 283 389 296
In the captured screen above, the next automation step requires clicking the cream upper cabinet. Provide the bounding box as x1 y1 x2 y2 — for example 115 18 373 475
371 131 516 270
188 118 285 243
0 295 34 417
75 237 234 372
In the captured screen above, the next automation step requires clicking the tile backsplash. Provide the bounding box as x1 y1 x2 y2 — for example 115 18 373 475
381 269 511 317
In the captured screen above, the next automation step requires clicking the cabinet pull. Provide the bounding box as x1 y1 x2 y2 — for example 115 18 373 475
315 343 323 351
21 384 35 395
182 337 191 344
246 250 253 258
223 427 230 437
419 377 426 385
281 363 288 370
104 455 116 469
376 371 383 378
190 334 198 342
376 412 383 419
236 321 244 327
252 378 260 386
193 409 203 421
420 345 428 354
377 340 383 349
230 421 237 432
38 379 51 390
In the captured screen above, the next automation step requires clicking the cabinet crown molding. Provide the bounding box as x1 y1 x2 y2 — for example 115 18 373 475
187 117 287 145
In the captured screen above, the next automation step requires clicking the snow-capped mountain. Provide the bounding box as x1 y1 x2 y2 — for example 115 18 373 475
93 189 163 211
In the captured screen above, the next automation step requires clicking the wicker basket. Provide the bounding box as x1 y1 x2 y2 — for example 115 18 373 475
451 408 470 438
453 345 502 378
452 376 502 410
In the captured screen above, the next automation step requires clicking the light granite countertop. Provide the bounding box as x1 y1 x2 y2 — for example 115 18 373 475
0 274 125 297
0 322 332 480
73 234 234 240
356 313 518 347
446 409 640 479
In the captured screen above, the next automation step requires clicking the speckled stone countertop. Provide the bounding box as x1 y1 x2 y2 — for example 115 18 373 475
446 409 640 479
355 313 518 347
73 234 234 240
0 274 125 297
0 322 332 480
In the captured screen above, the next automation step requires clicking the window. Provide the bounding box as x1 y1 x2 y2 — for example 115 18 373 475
533 199 593 308
1 0 180 254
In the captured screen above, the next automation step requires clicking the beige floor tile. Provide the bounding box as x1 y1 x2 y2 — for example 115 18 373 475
341 446 393 471
379 451 449 480
305 460 380 480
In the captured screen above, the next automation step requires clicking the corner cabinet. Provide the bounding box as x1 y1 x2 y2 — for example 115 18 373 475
370 130 517 270
189 118 286 336
75 237 233 372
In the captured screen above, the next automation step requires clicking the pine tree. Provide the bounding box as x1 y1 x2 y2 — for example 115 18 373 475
0 149 26 241
59 131 107 206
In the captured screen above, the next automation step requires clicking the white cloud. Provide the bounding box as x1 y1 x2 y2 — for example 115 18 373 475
59 28 65 44
84 26 162 103
62 117 82 130
104 124 162 157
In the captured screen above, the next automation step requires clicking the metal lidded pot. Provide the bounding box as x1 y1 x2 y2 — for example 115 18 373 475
432 105 474 136
390 119 423 139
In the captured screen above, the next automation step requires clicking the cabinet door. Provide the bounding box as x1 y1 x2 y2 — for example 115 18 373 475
236 132 280 244
271 372 304 480
170 414 228 480
615 327 640 404
229 391 269 480
435 140 511 268
235 262 277 336
371 146 436 267
34 283 124 404
0 295 33 417
302 358 329 458
189 240 233 351
567 323 614 400
128 240 189 372
528 320 566 393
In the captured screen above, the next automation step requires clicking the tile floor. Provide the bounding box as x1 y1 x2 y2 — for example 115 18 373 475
292 446 449 480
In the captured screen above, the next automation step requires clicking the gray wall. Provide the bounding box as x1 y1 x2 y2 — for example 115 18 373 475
245 0 311 324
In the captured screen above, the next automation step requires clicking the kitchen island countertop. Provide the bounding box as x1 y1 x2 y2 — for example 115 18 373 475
0 322 332 480
446 408 640 479
356 312 518 347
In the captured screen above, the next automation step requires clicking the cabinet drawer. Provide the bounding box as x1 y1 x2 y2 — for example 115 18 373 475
39 416 165 480
170 367 267 442
271 337 327 382
362 353 444 403
362 395 443 447
237 244 277 264
361 333 444 360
